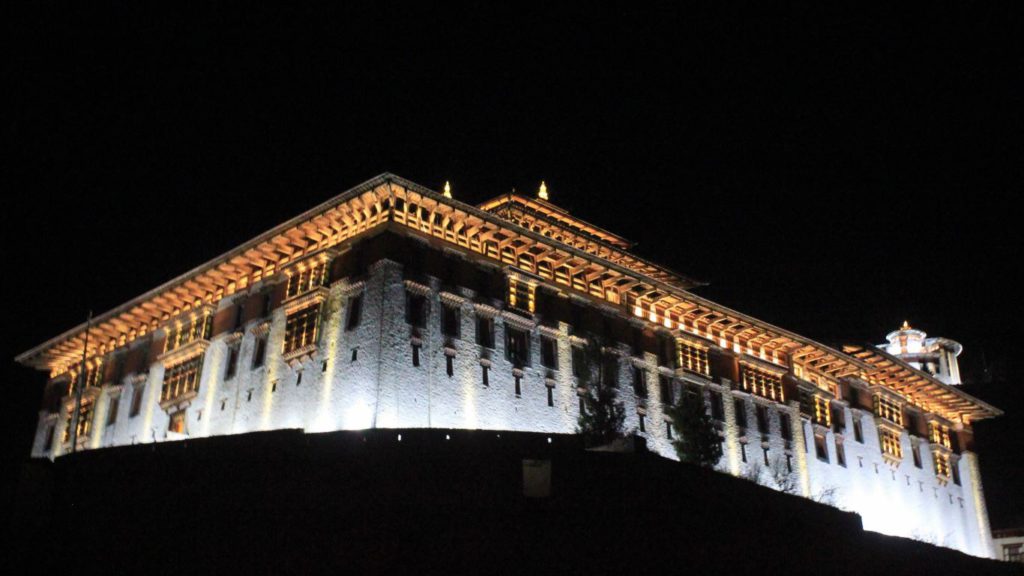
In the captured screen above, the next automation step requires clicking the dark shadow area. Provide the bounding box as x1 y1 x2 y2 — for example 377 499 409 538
6 429 1019 575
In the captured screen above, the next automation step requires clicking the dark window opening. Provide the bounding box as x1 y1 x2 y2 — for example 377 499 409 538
735 399 748 430
659 375 673 405
129 385 144 417
441 305 460 338
780 412 793 442
836 442 846 467
345 294 363 331
763 447 770 466
913 444 923 468
106 397 119 426
412 344 421 367
482 364 489 387
572 346 585 378
252 336 267 369
540 336 558 369
505 327 530 367
547 386 554 407
476 315 495 348
740 442 747 463
446 355 454 377
406 292 428 328
632 366 647 398
514 374 522 397
638 414 646 432
666 422 673 440
853 417 864 443
815 434 829 462
755 405 769 435
225 345 240 380
351 348 358 362
296 371 303 386
710 391 724 421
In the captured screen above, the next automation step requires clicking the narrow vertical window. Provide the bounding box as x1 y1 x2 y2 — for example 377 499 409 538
406 292 427 328
836 442 846 467
632 366 647 398
505 327 530 367
129 384 144 417
853 416 864 443
441 304 460 338
225 344 240 380
734 399 748 429
740 442 747 463
412 344 421 367
482 364 489 387
710 390 724 421
659 375 673 406
476 315 495 348
546 385 554 407
666 422 673 440
252 336 267 369
446 355 454 377
540 336 558 369
345 293 363 331
106 396 119 426
514 374 522 396
638 413 646 432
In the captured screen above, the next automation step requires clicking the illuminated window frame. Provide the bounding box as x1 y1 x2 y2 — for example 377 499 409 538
283 304 322 356
285 261 327 300
873 394 903 426
678 341 710 377
164 310 213 354
161 356 203 403
813 396 832 428
507 277 535 314
740 364 784 402
63 400 95 444
928 421 951 449
879 427 903 460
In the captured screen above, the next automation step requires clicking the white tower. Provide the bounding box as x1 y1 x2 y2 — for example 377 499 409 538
881 321 963 385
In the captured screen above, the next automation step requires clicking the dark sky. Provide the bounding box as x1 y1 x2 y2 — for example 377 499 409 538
3 4 1021 526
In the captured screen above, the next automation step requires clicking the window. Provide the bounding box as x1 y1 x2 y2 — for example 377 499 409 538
252 335 267 369
481 364 489 387
710 390 724 421
345 293 363 331
540 336 558 369
929 421 951 449
546 385 554 407
169 411 186 434
879 428 903 460
740 365 784 402
507 277 535 313
260 293 273 318
406 292 427 328
284 304 321 355
44 424 56 451
514 373 521 396
933 450 951 479
164 310 213 354
814 434 829 462
734 399 748 429
831 405 846 434
836 441 846 467
740 442 747 463
678 342 710 376
162 356 203 403
129 384 144 417
873 395 903 426
505 327 530 367
285 261 326 299
412 344 421 367
666 422 673 440
64 401 94 444
779 412 792 442
659 375 674 406
106 395 119 426
952 460 961 485
225 344 240 380
755 405 769 435
1004 543 1023 563
853 416 864 443
441 305 460 338
571 346 585 378
638 413 646 432
912 442 923 468
632 366 647 399
476 315 495 348
812 396 831 428
446 355 454 377
763 447 770 466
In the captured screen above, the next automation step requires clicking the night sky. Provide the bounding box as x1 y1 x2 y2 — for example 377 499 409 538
4 5 1021 527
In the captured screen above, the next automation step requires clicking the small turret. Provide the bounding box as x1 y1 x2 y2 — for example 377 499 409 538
881 321 963 385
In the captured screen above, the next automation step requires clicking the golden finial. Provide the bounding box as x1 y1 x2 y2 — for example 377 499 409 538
901 320 911 331
443 181 452 199
538 181 549 201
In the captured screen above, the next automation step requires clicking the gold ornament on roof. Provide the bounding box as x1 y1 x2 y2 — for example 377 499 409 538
538 181 549 201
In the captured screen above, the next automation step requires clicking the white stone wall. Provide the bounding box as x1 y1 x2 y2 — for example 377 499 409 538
30 256 994 558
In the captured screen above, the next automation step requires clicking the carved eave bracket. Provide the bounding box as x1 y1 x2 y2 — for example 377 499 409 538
282 344 318 368
282 286 329 314
159 390 197 412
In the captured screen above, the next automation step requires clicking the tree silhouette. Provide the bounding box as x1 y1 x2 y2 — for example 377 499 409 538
575 335 626 448
665 390 722 468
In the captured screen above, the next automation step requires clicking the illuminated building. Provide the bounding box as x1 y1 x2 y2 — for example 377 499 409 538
16 173 1002 558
